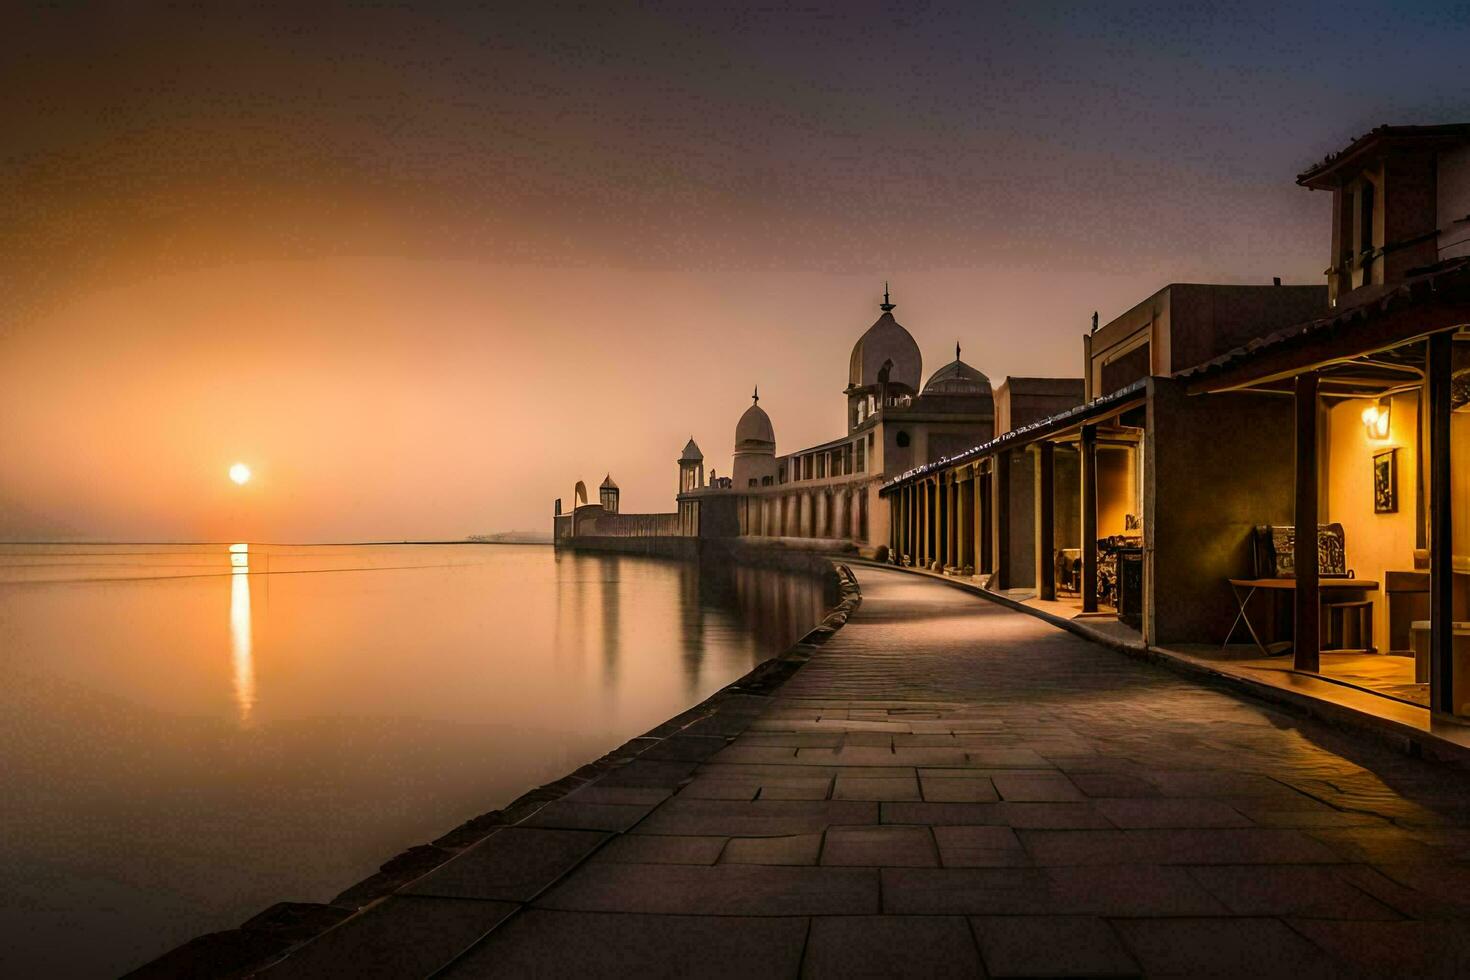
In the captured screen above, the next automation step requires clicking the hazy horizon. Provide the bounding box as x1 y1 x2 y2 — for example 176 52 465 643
4 2 1469 542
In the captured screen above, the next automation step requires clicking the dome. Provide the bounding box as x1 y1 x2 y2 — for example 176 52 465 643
923 347 991 396
734 389 775 447
680 437 704 461
847 289 921 392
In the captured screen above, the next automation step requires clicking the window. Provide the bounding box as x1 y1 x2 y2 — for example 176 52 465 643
896 430 910 448
778 464 786 484
856 440 866 472
748 478 758 487
762 475 773 486
817 455 827 478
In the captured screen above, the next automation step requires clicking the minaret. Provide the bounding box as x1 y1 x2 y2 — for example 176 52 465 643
678 437 705 494
599 474 620 513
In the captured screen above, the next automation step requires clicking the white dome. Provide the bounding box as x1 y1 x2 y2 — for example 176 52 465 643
848 297 922 392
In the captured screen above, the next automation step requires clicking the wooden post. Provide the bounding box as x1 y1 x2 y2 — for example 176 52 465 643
1036 441 1056 601
1428 331 1455 714
1081 424 1099 613
1294 371 1320 673
995 452 1011 588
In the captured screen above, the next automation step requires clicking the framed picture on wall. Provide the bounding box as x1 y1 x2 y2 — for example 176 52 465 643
1373 448 1397 514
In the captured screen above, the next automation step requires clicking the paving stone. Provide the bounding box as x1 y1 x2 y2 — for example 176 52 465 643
1111 917 1335 978
1306 826 1451 863
519 800 652 833
538 862 880 915
802 915 983 977
679 777 761 800
406 828 608 901
971 915 1137 977
822 825 938 867
758 777 832 800
260 896 515 979
562 784 672 806
699 762 839 780
635 798 877 837
591 834 727 866
934 826 1029 867
1019 828 1344 865
1043 865 1227 916
597 758 699 788
833 775 921 801
880 867 1054 914
1068 773 1161 798
721 834 822 865
639 735 729 762
992 773 1085 802
1288 919 1470 978
1094 797 1252 828
706 744 800 764
882 802 1112 829
964 749 1052 768
734 732 843 748
442 910 808 978
1185 864 1400 918
920 777 999 802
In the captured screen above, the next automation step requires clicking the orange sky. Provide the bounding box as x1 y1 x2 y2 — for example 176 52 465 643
3 3 1467 541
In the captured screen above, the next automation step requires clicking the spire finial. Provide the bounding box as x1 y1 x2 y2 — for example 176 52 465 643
752 385 759 405
956 340 962 362
880 282 895 313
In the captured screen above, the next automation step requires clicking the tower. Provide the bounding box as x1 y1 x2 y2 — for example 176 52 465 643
731 387 778 488
678 437 705 493
599 474 620 513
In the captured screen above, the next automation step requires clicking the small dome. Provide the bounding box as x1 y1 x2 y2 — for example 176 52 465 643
923 351 991 395
735 391 775 447
680 437 704 461
848 290 922 391
600 474 618 490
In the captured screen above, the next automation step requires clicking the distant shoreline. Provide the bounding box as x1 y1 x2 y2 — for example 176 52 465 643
0 538 553 547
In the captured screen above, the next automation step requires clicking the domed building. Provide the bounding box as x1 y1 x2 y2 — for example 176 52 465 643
732 388 778 488
670 285 997 553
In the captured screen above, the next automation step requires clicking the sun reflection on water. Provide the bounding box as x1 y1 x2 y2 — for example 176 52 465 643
229 544 255 725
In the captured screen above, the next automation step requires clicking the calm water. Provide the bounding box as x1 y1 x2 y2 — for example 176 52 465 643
0 543 832 976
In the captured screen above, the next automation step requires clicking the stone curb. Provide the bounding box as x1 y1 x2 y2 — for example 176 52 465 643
851 558 1470 769
127 562 861 979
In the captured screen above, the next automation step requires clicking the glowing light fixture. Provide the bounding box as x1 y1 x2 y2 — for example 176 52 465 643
1361 400 1390 440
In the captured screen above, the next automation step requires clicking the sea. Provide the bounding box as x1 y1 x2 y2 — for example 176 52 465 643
0 543 833 976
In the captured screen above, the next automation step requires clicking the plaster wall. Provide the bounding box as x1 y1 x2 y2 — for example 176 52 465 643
1323 391 1421 653
1146 379 1296 645
1009 449 1036 588
1097 446 1137 536
1440 145 1470 261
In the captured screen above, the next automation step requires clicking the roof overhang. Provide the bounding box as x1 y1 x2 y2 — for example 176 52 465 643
880 380 1147 495
1181 260 1470 395
1297 123 1470 189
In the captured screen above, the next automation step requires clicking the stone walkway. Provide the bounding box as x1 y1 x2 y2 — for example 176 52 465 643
262 566 1470 978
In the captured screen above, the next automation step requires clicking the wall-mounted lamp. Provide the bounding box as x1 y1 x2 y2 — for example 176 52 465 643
1361 399 1390 441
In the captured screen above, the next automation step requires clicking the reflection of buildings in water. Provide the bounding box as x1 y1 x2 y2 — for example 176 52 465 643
678 561 708 695
598 554 622 688
228 544 255 725
716 561 834 659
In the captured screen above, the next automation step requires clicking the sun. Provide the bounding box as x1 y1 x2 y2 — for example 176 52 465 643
229 463 252 486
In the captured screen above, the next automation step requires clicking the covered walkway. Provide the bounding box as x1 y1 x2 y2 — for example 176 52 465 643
262 566 1470 978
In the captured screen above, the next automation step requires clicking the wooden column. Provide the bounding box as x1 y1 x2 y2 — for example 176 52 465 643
1081 425 1099 612
1428 331 1455 714
1036 441 1056 601
1294 371 1320 673
994 452 1011 589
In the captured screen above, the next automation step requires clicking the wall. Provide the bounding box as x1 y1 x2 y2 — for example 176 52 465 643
1053 448 1080 550
563 535 701 560
1008 449 1036 588
1440 145 1470 262
1324 391 1423 652
576 508 681 537
1097 445 1136 537
995 378 1085 434
1165 284 1327 377
1146 379 1297 645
